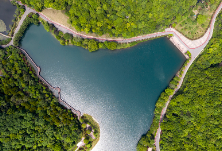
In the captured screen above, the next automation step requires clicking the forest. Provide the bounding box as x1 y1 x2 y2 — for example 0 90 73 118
0 46 82 150
14 13 165 52
160 12 222 150
19 0 220 38
136 51 191 151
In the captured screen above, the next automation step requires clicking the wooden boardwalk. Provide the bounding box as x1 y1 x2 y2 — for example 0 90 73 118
17 47 81 119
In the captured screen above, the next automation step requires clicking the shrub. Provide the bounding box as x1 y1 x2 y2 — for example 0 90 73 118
64 33 72 40
0 38 12 45
82 123 86 128
84 138 89 144
59 31 64 36
86 130 91 134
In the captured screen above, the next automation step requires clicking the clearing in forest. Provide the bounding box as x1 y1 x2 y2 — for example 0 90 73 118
175 2 220 39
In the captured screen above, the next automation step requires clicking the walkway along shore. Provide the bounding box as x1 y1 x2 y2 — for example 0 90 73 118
16 46 81 119
154 2 222 151
2 1 222 151
12 1 222 52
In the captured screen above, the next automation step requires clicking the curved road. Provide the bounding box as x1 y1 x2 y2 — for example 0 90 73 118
155 2 222 151
1 1 222 151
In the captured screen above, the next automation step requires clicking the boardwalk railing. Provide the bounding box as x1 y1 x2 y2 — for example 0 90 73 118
17 46 81 119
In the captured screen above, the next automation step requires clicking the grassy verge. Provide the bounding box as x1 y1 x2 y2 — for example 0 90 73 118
136 51 191 151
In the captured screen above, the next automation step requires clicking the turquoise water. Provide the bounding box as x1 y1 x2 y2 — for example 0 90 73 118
21 24 185 151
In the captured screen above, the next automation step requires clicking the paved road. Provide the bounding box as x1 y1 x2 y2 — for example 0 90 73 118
2 6 34 48
155 2 222 151
1 2 222 151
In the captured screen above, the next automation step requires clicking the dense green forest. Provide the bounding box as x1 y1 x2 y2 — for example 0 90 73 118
160 12 222 150
0 46 82 150
20 0 220 38
13 12 166 52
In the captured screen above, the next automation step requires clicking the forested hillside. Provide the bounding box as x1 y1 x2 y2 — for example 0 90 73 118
0 46 82 150
19 0 219 38
160 13 222 150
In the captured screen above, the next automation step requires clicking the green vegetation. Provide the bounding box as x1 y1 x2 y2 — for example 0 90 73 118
20 0 219 38
160 12 222 150
0 20 6 33
13 13 39 46
41 18 171 52
174 0 221 39
78 114 100 151
0 38 12 45
8 1 26 37
137 51 191 151
0 46 82 150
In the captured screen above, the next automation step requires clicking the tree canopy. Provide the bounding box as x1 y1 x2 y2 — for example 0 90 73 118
160 12 222 151
0 46 82 150
19 0 219 38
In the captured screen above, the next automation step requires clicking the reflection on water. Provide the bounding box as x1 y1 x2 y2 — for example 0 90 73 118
21 24 185 151
0 0 17 34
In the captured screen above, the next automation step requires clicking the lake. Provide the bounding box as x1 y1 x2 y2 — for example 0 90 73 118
21 24 185 151
0 0 16 34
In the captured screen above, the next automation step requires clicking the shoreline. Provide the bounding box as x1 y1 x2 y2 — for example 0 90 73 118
14 1 221 51
2 1 222 151
16 46 82 119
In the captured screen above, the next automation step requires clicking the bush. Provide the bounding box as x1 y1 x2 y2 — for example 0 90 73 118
197 14 207 25
84 138 89 144
0 38 12 45
64 33 72 40
59 31 64 36
86 130 91 134
82 123 86 128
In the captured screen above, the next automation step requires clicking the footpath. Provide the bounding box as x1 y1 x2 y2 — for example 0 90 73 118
154 2 222 151
1 1 222 151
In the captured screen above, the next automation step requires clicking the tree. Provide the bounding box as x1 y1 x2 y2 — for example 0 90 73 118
88 39 99 52
64 33 72 40
107 42 117 50
197 14 207 25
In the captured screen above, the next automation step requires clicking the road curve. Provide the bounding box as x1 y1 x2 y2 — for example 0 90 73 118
12 1 222 52
2 1 222 151
155 2 222 151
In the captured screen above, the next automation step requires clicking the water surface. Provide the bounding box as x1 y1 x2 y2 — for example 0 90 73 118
0 0 17 34
21 24 185 151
